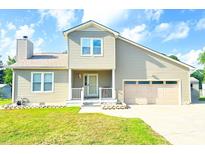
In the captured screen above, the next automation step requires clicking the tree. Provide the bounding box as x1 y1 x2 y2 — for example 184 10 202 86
3 56 16 86
191 69 204 89
0 55 3 84
169 55 180 61
198 52 205 84
198 52 205 65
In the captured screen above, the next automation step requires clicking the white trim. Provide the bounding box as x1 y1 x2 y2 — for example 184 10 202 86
63 21 119 37
80 38 91 56
83 73 98 97
68 69 72 100
12 71 15 103
178 80 182 105
188 73 191 104
122 79 181 82
122 79 181 105
31 72 54 93
81 37 103 57
112 69 116 99
119 36 194 70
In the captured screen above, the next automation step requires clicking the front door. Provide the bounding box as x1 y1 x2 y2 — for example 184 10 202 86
83 74 98 97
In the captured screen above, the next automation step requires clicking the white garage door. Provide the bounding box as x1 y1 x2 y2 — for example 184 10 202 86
124 80 179 105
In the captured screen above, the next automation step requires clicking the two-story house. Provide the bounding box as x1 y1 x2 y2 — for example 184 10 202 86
11 20 194 106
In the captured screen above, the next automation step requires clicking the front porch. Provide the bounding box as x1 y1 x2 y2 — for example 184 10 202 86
67 69 117 105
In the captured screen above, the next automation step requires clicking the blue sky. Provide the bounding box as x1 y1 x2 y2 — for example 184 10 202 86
0 9 205 68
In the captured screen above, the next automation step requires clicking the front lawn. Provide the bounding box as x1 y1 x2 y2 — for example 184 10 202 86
199 96 205 101
0 107 169 145
0 98 12 106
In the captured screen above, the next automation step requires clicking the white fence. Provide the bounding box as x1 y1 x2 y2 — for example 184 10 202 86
200 89 205 97
72 88 83 100
71 87 114 101
99 88 112 99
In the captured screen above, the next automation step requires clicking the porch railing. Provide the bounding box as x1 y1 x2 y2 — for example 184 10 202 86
72 88 83 99
99 88 113 99
71 87 115 104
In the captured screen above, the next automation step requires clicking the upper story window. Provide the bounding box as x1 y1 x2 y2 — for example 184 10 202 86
82 38 91 55
81 38 103 56
32 72 54 92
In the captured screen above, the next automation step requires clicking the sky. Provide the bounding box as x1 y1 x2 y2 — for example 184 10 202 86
0 9 205 68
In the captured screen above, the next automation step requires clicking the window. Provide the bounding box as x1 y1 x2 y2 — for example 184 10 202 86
82 38 91 55
32 72 54 92
138 81 150 84
125 81 136 84
152 81 164 84
44 73 53 91
93 39 102 55
165 81 177 84
81 38 103 56
32 73 41 92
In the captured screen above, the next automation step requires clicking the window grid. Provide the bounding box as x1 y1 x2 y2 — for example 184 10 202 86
81 38 103 56
31 72 54 93
124 80 178 85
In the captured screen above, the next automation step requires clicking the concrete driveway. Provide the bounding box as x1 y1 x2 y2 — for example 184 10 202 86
81 104 205 144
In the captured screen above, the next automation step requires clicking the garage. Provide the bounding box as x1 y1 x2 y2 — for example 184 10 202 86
124 80 180 105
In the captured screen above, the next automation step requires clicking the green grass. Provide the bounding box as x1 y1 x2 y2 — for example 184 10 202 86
199 97 205 101
0 98 12 106
0 107 169 145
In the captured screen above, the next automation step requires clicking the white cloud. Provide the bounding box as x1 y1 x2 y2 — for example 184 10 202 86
0 30 16 63
175 47 205 69
121 24 149 42
34 38 44 52
196 18 205 30
39 9 75 31
0 23 43 64
15 24 35 39
0 37 12 49
82 9 127 25
155 22 190 42
35 38 44 47
155 23 170 32
164 22 189 41
7 22 16 30
144 9 163 21
0 29 7 38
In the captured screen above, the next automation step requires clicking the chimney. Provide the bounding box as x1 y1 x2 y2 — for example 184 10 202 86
16 36 33 62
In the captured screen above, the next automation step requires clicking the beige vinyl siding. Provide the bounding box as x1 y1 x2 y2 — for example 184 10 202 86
27 40 33 59
16 39 33 62
16 39 27 61
14 69 68 104
68 30 115 69
72 70 112 88
115 39 190 105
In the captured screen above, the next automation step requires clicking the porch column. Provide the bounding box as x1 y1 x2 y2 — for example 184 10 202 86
112 69 116 99
12 71 15 103
68 68 72 100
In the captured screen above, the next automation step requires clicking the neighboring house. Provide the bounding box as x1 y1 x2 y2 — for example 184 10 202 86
11 20 194 105
190 77 199 102
0 84 11 98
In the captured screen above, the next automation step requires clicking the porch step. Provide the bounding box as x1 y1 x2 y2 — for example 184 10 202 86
82 102 102 107
66 99 118 107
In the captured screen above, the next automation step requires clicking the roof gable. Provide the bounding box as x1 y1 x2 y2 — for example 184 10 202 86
62 20 194 70
118 36 194 70
63 20 119 38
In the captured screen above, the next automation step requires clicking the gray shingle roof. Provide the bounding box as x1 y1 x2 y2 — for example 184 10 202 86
11 53 68 69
